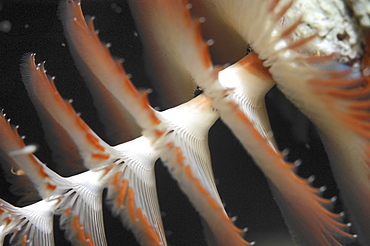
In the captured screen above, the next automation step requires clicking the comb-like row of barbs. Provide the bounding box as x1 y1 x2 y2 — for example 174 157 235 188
0 108 163 245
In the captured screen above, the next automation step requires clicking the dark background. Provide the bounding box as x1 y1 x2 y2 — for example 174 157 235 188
0 0 339 245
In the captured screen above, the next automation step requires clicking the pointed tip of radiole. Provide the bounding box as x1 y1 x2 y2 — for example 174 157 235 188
9 144 38 156
20 52 37 71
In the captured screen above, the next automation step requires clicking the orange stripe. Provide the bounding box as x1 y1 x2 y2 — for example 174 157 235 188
34 159 48 179
154 129 165 138
349 100 370 109
201 41 212 69
46 182 57 192
274 0 293 21
86 239 95 246
137 208 161 244
234 102 280 158
184 158 246 238
63 99 76 117
127 188 136 221
287 34 317 50
4 217 12 225
207 196 220 209
240 52 272 80
72 216 80 231
117 179 128 209
194 21 213 69
123 75 141 100
114 59 124 74
140 91 161 126
75 116 90 131
280 17 302 39
175 147 185 167
112 172 123 188
136 208 148 226
195 179 209 195
309 77 363 88
327 85 370 98
49 77 58 92
90 153 110 160
268 0 280 12
63 207 72 216
85 232 91 241
73 216 88 243
184 165 223 212
54 93 68 111
184 165 195 181
182 0 192 24
84 232 96 246
85 133 105 152
19 235 27 245
77 229 87 243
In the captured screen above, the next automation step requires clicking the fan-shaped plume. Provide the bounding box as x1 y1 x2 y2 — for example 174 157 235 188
156 0 358 244
0 106 114 246
58 0 249 244
107 137 165 246
269 49 370 244
218 52 277 149
59 0 141 144
203 0 369 244
0 113 59 245
20 53 168 246
20 53 120 172
0 198 59 246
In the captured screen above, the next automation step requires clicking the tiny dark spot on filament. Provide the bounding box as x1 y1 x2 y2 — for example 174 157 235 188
194 86 203 97
246 45 252 55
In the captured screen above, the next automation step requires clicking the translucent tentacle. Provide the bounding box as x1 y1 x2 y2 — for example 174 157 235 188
107 137 165 246
58 2 247 244
205 84 357 244
0 198 59 246
194 1 360 243
58 0 161 136
0 113 64 200
20 53 119 171
270 56 370 244
59 0 141 144
0 111 40 204
218 52 277 149
56 166 118 246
